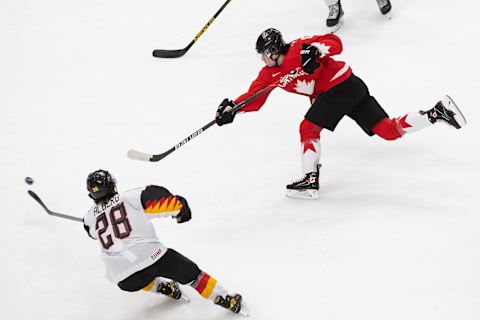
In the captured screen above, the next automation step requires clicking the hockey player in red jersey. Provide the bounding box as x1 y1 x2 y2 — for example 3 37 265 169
215 28 466 199
83 170 246 315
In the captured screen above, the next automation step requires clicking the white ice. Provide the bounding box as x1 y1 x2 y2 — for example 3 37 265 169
1 0 479 319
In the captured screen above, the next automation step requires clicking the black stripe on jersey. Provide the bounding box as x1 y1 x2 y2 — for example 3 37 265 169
140 185 174 210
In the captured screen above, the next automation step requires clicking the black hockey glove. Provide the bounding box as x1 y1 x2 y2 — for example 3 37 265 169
174 195 191 223
300 43 321 74
83 221 95 240
215 98 237 126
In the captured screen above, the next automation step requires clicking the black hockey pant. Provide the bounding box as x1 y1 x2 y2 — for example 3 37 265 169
117 248 201 292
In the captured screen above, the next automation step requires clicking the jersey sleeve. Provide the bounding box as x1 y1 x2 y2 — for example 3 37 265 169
140 185 184 219
234 69 275 113
302 34 343 58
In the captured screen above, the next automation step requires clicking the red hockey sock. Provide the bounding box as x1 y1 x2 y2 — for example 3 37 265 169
300 119 322 173
300 119 322 143
371 118 406 141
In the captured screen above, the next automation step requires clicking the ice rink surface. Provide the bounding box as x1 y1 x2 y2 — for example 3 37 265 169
1 0 479 319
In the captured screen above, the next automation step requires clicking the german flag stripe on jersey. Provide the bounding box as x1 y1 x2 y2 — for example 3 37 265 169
193 272 218 299
145 196 183 214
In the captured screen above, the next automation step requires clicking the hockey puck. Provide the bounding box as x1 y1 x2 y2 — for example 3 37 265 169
25 177 34 185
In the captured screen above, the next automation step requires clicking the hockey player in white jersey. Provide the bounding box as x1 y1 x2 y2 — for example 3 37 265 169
83 170 245 315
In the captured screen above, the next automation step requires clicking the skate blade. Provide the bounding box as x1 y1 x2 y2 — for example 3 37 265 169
329 17 344 34
285 189 319 200
238 309 250 317
443 95 467 128
238 301 250 317
180 294 190 303
384 12 392 19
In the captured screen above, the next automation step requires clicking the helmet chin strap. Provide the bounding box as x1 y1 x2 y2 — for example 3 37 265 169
274 54 283 66
270 53 280 66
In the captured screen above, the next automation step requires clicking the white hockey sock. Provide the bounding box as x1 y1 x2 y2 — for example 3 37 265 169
301 139 321 174
399 112 433 134
191 271 228 301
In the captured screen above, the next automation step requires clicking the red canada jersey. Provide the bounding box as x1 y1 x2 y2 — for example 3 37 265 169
235 34 352 112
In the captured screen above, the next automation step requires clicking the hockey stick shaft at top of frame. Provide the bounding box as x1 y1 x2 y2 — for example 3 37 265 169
152 0 233 58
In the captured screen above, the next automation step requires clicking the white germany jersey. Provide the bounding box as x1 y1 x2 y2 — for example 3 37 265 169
83 186 184 283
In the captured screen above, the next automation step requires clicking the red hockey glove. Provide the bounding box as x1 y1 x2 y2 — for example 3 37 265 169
215 98 237 126
300 43 321 74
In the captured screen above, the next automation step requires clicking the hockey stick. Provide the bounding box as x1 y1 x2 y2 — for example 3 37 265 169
127 76 285 162
152 0 233 58
28 190 83 223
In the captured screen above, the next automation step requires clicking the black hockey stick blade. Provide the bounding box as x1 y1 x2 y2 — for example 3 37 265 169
152 0 232 59
28 190 83 223
152 47 189 59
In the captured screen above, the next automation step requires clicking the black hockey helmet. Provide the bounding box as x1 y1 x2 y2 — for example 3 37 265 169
86 169 117 202
255 28 287 57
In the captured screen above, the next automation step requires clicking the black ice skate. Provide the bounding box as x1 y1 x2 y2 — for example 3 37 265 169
376 0 392 18
157 281 190 302
326 1 344 33
421 95 467 129
214 294 248 316
285 165 321 200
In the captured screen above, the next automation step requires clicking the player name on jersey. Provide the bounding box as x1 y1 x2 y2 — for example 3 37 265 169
93 194 120 215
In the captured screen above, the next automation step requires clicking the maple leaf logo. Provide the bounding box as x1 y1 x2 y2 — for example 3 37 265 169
294 79 315 95
312 42 331 57
303 142 317 153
